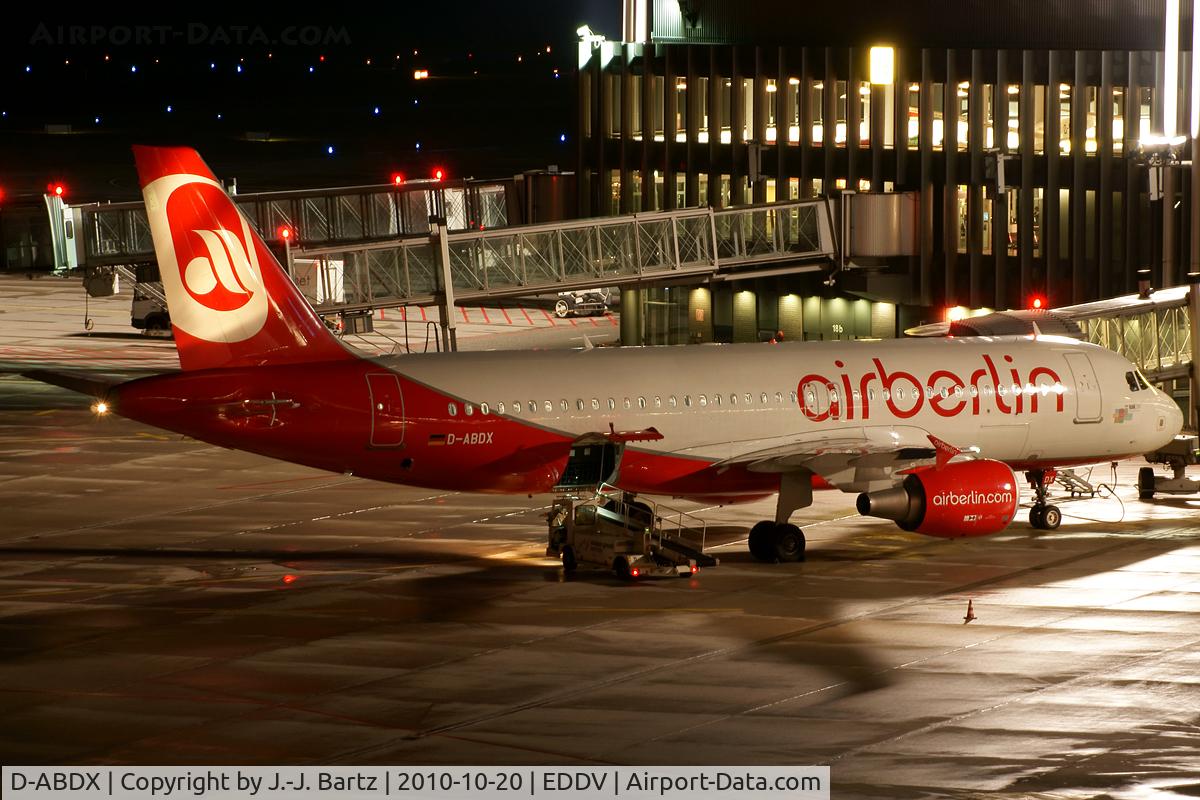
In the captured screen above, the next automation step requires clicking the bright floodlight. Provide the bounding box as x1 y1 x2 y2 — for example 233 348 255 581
869 46 894 85
577 24 593 39
1139 133 1188 149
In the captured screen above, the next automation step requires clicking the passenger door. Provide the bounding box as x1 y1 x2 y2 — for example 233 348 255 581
366 373 405 447
1063 352 1102 423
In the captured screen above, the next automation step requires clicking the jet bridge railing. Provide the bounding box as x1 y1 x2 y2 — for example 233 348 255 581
297 198 836 310
60 180 511 269
1067 287 1193 382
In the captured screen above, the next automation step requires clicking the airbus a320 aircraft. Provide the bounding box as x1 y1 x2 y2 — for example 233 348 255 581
31 147 1183 561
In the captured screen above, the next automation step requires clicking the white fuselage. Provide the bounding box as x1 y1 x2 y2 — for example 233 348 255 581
385 336 1181 469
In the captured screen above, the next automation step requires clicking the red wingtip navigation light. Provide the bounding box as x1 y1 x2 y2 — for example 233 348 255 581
1029 295 1045 310
433 167 445 181
49 182 66 198
278 226 292 242
391 172 405 186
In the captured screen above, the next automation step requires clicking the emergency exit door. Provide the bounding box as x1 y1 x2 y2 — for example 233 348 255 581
1062 352 1102 423
367 373 405 447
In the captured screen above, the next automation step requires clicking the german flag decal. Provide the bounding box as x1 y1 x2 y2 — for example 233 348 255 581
427 433 448 446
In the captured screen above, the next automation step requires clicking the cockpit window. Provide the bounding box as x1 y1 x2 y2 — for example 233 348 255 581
1136 371 1152 390
1126 371 1140 392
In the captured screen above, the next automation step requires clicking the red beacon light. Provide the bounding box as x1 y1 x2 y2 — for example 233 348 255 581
278 226 292 242
1029 295 1045 310
433 167 445 181
391 172 405 186
49 182 66 198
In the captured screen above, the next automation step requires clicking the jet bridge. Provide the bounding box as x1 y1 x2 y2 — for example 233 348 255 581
294 198 837 311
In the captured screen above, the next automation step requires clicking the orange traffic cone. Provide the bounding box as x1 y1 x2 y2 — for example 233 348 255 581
963 599 976 624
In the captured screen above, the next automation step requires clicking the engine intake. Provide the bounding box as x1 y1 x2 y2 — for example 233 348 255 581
856 459 1019 538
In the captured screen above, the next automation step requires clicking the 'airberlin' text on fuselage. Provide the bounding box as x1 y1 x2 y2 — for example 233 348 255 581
796 355 1065 422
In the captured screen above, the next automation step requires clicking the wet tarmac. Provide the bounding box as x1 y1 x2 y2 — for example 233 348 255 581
2 276 1200 798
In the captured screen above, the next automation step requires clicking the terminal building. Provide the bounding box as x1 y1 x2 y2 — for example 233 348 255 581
577 0 1200 343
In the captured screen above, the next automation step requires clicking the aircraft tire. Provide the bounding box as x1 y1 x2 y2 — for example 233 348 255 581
748 521 776 561
1138 467 1156 500
773 523 806 562
1041 505 1062 530
1029 506 1045 529
561 545 578 572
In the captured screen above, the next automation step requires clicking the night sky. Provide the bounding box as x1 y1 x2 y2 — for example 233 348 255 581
0 4 621 203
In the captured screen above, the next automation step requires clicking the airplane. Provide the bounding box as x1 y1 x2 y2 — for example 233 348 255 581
26 146 1185 563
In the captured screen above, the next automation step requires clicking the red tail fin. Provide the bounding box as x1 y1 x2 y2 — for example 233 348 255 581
133 146 353 371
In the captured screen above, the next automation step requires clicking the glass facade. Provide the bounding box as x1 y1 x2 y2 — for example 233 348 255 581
582 45 1177 309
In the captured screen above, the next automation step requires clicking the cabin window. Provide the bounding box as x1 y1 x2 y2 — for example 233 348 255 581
480 403 490 415
829 387 839 404
998 385 1008 397
713 394 722 407
465 403 474 416
528 400 537 413
608 398 616 410
544 400 554 413
684 395 692 408
954 386 963 398
623 397 632 410
775 391 784 404
745 393 754 404
557 399 566 412
669 395 678 408
638 396 647 409
730 393 738 406
790 391 798 404
654 396 663 408
448 402 458 416
895 387 905 401
497 402 506 414
760 392 769 405
576 399 586 411
591 398 601 410
698 394 707 407
968 385 978 398
805 388 816 407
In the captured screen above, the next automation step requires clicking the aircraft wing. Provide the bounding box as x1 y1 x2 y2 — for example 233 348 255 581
715 425 951 493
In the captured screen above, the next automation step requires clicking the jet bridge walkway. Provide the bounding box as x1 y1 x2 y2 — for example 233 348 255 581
294 199 838 313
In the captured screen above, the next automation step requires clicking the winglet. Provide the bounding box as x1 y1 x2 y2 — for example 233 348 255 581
927 434 962 469
1030 321 1043 339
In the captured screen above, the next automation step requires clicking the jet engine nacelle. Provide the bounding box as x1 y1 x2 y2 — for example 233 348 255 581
855 459 1019 538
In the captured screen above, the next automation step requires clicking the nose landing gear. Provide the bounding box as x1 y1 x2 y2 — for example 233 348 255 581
1025 469 1062 530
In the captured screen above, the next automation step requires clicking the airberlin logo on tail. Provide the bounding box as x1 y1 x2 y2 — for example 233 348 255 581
182 228 257 311
142 174 267 342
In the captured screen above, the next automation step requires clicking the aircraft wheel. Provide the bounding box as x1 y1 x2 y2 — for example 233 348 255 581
1138 467 1157 500
1041 505 1062 530
773 523 806 562
748 521 777 561
554 298 574 318
561 545 578 573
1029 506 1045 529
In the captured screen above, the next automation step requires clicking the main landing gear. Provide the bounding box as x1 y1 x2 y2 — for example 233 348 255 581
1025 469 1062 531
748 521 806 562
748 472 811 562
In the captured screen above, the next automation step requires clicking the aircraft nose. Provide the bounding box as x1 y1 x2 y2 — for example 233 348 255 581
1157 395 1185 444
